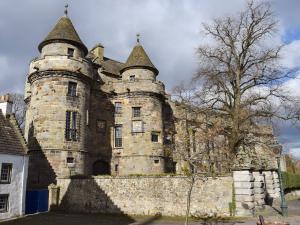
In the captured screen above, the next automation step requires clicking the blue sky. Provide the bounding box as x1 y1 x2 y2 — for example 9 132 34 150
0 0 299 158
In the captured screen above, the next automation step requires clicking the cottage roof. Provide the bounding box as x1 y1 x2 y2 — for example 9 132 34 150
0 110 27 156
121 43 158 75
38 15 88 55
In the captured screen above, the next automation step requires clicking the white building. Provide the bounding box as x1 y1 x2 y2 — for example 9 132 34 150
0 95 28 220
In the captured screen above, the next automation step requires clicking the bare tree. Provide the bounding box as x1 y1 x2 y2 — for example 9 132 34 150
10 93 26 129
171 87 227 225
192 0 299 156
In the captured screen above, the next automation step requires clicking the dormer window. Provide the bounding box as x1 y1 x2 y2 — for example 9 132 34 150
129 75 135 82
67 48 75 57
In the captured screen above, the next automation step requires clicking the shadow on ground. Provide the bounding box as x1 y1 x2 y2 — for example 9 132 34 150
0 212 135 225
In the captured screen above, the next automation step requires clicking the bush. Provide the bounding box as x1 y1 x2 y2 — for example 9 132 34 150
282 172 300 190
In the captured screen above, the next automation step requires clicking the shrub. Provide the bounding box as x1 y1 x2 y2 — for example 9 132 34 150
282 172 300 190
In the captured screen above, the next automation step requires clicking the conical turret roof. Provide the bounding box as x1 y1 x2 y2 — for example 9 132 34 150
121 43 158 75
38 16 88 55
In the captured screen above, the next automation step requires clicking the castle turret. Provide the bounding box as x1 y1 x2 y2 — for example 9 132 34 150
24 8 92 188
112 36 166 175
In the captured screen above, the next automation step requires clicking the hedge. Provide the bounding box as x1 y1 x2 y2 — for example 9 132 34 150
282 172 300 190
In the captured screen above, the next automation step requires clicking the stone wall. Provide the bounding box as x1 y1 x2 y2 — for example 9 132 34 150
55 176 233 217
233 170 281 216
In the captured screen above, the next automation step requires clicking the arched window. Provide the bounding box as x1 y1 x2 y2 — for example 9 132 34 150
92 160 110 175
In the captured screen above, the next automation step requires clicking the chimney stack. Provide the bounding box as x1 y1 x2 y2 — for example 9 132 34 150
91 43 104 62
0 94 13 116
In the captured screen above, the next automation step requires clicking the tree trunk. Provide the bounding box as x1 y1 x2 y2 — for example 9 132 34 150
185 177 195 225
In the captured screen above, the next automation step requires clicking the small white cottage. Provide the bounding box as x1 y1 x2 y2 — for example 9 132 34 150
0 95 28 220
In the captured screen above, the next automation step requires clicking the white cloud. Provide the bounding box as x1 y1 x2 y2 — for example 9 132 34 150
281 40 300 68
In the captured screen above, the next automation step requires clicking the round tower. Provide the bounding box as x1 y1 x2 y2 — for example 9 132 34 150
24 10 92 188
113 36 166 175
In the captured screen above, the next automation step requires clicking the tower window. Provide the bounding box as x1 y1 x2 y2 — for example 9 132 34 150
132 107 141 117
129 75 135 82
67 48 75 57
115 164 119 172
115 125 122 148
96 120 106 134
154 159 159 164
0 164 12 184
66 157 74 164
0 195 9 212
65 111 79 141
115 102 122 115
67 82 77 97
151 132 159 142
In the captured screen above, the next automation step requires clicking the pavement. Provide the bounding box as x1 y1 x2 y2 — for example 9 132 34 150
0 199 299 225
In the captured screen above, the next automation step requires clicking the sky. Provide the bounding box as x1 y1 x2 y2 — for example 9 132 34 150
0 0 300 158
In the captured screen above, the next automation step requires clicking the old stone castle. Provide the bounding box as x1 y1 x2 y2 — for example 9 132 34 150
23 10 279 190
24 11 179 188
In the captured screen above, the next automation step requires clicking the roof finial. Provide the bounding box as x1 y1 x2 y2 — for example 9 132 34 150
136 33 140 44
64 3 68 16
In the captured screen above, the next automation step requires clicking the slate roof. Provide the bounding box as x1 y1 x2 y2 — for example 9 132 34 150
0 110 27 156
121 43 158 75
102 57 125 76
38 15 88 55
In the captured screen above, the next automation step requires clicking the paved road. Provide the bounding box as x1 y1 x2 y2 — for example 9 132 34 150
1 199 299 225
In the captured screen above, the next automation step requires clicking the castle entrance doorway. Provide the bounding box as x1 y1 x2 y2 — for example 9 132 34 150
92 160 110 175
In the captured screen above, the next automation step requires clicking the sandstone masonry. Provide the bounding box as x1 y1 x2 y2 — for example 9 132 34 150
53 176 233 217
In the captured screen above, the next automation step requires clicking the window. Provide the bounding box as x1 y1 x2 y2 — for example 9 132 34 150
151 132 159 142
0 195 8 213
65 111 79 141
115 125 122 148
132 120 143 133
0 164 12 183
67 48 75 57
115 102 122 115
96 120 106 133
132 107 141 117
67 82 77 97
115 164 119 172
66 157 74 164
129 75 135 82
154 159 159 164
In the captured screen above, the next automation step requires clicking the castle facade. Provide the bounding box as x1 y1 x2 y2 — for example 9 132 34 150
24 12 179 187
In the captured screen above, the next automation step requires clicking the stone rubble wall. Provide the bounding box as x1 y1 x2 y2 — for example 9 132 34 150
55 176 233 217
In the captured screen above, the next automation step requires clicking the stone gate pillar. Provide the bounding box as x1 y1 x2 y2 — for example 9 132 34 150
48 183 60 211
252 171 265 208
233 170 255 216
262 171 276 205
272 171 280 198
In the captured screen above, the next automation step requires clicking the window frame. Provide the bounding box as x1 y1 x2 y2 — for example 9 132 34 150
0 194 9 213
67 48 75 57
151 132 159 143
65 111 79 141
114 125 123 148
0 164 12 184
67 81 77 97
96 120 106 134
132 107 141 118
114 102 122 115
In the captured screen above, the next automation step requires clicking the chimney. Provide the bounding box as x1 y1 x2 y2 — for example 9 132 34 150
91 43 104 62
0 94 13 116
